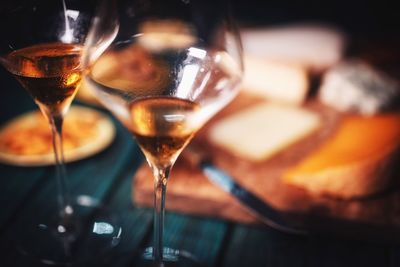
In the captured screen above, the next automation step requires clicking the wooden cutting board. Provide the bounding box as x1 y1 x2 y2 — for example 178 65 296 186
132 93 400 240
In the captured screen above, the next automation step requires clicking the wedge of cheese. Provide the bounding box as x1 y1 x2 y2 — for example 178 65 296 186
319 60 400 115
208 103 321 161
241 24 347 72
242 55 309 105
284 114 400 198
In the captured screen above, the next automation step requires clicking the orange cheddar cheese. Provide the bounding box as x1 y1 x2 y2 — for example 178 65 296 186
284 114 400 199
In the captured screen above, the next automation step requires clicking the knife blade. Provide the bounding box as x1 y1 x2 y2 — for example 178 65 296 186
184 147 307 235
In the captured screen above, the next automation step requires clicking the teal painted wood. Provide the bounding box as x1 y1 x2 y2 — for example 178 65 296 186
222 224 309 267
0 164 47 228
105 162 153 256
0 101 397 267
6 119 134 220
140 212 228 267
85 157 154 266
94 144 228 267
0 119 138 266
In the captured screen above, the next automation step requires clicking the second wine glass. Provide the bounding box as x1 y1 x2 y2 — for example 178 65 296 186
0 0 121 264
84 0 243 265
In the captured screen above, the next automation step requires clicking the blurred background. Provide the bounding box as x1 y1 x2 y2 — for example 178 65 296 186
2 0 400 121
232 0 399 38
1 0 400 261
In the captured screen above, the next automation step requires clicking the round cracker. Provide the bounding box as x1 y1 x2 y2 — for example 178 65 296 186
0 106 115 166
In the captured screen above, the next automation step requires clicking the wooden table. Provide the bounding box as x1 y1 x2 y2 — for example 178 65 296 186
1 70 400 267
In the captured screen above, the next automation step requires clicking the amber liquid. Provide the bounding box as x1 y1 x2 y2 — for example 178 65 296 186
130 97 200 166
86 36 241 166
5 43 83 115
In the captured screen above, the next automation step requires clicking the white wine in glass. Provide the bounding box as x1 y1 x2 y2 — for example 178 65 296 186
0 0 121 264
85 0 243 265
5 43 82 118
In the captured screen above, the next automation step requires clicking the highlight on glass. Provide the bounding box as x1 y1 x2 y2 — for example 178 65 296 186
84 0 243 265
0 0 121 264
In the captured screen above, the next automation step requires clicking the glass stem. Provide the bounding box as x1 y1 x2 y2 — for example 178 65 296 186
49 114 73 221
152 164 171 265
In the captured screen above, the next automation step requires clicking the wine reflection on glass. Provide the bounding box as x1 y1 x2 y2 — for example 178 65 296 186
0 0 120 264
84 0 243 265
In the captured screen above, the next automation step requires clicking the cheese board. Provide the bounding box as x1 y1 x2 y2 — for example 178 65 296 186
133 92 400 241
132 26 400 241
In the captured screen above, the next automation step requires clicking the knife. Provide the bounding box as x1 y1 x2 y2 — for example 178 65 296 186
184 147 307 235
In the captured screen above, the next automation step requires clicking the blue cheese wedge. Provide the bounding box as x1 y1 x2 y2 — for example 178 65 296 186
319 61 400 115
208 103 321 161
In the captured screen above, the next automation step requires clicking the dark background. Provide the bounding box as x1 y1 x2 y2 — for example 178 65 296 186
232 0 399 38
1 0 400 123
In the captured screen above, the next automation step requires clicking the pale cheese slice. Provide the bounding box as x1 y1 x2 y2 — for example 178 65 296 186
208 103 321 161
242 55 309 105
241 24 347 72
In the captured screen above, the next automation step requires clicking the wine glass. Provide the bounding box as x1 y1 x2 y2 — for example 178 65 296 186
0 0 121 264
84 0 243 265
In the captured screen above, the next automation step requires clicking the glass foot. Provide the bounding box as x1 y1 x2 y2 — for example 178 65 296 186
10 195 121 265
137 247 203 267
